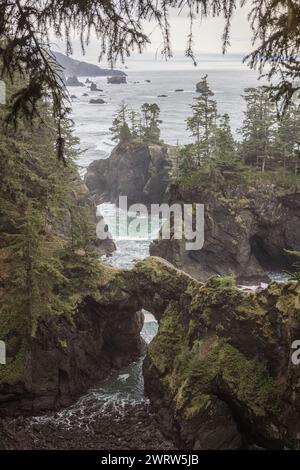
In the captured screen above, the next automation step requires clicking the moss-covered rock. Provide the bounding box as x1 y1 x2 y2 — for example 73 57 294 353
1 254 300 451
143 266 300 450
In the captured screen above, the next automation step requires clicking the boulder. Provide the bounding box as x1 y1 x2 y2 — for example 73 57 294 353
107 75 127 84
89 98 106 104
90 82 103 92
0 262 144 416
140 261 300 449
66 76 84 87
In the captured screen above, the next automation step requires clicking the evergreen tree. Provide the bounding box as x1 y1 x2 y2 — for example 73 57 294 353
186 75 217 162
129 109 141 139
141 103 162 144
212 113 243 175
275 103 300 174
109 103 132 143
239 87 277 171
213 113 235 160
0 79 100 336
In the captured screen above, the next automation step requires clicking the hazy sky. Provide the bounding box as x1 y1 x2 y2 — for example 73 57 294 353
53 4 253 62
143 5 252 54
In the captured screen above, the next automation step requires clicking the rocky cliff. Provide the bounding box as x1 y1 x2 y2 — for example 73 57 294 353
85 141 171 206
86 140 299 281
0 264 144 416
1 256 300 449
141 263 300 449
150 180 300 282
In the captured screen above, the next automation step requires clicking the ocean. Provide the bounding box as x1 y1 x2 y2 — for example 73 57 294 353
70 54 260 171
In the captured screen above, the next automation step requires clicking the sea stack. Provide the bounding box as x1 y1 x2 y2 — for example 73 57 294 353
107 75 127 84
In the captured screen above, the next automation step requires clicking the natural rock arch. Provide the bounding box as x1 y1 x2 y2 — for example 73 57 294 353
1 256 300 450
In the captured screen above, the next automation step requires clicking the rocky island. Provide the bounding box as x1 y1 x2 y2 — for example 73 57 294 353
107 75 127 84
85 141 171 206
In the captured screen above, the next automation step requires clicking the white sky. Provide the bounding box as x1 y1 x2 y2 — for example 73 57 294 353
52 4 253 62
143 5 252 55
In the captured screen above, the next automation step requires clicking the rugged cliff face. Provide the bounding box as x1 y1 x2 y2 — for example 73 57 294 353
0 256 185 416
0 264 144 416
85 139 299 281
150 181 300 282
1 256 300 449
140 261 300 450
85 141 171 206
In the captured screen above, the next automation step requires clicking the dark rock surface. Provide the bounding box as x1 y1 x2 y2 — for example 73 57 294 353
70 178 116 257
139 260 300 449
0 296 144 416
66 76 84 87
107 75 127 84
85 141 171 206
150 182 300 282
90 82 103 92
0 401 175 450
89 98 106 104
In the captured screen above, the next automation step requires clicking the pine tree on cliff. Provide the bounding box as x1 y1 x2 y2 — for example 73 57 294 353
239 87 277 172
186 75 217 163
213 114 235 159
110 103 132 144
141 103 162 144
212 113 243 174
275 103 300 174
129 109 141 140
